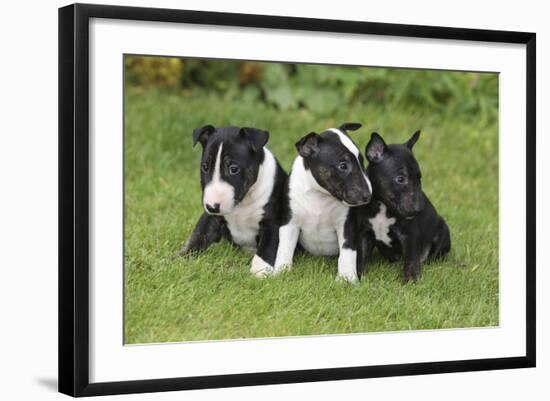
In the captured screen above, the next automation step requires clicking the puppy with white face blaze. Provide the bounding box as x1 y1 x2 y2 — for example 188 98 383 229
176 125 289 276
272 122 373 283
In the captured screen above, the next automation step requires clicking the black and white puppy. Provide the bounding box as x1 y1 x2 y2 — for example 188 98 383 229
176 125 288 274
364 131 451 282
262 123 372 282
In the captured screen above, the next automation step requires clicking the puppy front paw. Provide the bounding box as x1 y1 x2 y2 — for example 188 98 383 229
174 240 191 258
403 262 421 283
250 254 274 278
337 249 359 283
336 271 359 284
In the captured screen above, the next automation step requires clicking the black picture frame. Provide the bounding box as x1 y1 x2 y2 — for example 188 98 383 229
58 3 536 397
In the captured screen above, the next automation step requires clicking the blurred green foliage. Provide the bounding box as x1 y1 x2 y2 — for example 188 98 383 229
125 55 498 126
125 56 183 87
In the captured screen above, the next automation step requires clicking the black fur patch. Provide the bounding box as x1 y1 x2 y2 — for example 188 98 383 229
364 131 451 281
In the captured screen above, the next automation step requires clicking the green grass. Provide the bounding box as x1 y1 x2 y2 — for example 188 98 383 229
124 84 499 344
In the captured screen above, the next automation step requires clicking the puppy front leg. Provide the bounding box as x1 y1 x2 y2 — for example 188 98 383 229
272 223 300 275
175 213 226 256
429 217 451 260
356 233 373 279
336 227 359 283
402 233 421 282
250 221 279 277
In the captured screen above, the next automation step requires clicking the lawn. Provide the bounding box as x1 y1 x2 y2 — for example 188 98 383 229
124 84 499 344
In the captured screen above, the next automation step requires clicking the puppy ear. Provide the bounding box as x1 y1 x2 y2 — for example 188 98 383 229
405 130 421 150
192 125 215 148
366 132 387 163
339 122 362 132
240 127 269 152
296 132 320 158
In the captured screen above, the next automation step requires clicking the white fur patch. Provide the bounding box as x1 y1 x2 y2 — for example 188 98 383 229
225 148 277 250
364 171 372 195
328 128 372 194
203 143 235 214
328 128 359 157
273 223 300 272
337 248 358 283
250 254 273 278
287 157 349 256
369 203 396 246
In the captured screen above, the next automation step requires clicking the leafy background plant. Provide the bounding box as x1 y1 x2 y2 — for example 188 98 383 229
124 55 499 343
125 56 498 126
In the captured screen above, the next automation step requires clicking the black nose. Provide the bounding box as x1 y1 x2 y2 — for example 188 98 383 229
362 193 371 203
205 203 220 214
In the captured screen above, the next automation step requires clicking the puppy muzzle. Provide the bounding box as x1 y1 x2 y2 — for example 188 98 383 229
342 192 372 207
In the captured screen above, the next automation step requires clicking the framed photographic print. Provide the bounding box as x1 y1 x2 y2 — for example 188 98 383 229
58 3 536 397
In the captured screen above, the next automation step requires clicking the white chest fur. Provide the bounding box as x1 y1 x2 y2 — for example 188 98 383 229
224 148 277 251
368 203 396 246
225 212 262 251
288 157 349 256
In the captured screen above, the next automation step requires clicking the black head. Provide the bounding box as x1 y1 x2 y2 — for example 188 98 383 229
295 122 372 206
192 125 269 215
365 130 425 218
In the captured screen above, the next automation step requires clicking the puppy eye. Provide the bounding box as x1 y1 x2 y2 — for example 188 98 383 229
201 162 209 173
229 164 241 175
395 175 407 184
338 162 350 172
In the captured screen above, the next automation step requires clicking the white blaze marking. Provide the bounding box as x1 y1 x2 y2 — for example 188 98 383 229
328 128 359 157
369 203 396 246
212 142 223 182
203 142 235 214
328 128 372 192
364 171 372 194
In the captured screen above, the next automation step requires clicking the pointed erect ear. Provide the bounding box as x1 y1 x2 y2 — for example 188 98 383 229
405 130 421 150
339 122 362 132
239 127 269 152
296 132 320 159
366 132 387 163
192 125 215 148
